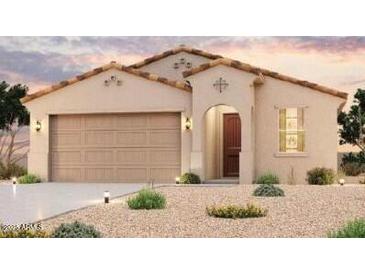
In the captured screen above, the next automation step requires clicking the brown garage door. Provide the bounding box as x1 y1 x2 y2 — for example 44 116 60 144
50 113 181 183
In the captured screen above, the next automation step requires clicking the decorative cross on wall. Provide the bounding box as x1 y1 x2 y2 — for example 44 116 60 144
213 77 229 93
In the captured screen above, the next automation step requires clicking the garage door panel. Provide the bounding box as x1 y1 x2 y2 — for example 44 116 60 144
85 168 114 181
85 115 115 129
52 151 82 164
116 132 147 146
116 150 147 165
149 113 180 129
52 132 82 147
85 132 114 146
115 114 148 129
149 131 180 146
51 115 82 131
149 150 180 164
52 168 82 182
85 150 114 164
50 113 181 183
116 168 148 182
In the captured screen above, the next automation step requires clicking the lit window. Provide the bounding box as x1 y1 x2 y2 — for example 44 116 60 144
279 108 305 152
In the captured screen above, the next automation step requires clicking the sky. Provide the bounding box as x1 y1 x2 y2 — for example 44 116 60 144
1 36 365 109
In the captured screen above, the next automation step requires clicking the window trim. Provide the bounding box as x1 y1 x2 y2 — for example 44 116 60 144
275 105 308 156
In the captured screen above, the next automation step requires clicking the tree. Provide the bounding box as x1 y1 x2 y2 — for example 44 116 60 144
0 81 30 171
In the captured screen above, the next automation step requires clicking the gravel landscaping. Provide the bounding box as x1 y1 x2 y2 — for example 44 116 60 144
42 184 365 237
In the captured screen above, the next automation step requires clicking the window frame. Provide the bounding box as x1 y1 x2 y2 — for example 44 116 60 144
274 105 308 157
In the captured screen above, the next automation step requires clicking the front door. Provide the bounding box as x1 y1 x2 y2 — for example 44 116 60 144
223 113 241 177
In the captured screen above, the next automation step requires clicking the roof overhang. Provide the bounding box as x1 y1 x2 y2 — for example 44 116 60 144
21 62 192 104
183 58 348 100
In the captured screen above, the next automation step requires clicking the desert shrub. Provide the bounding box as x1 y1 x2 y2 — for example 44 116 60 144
253 184 285 197
341 162 364 176
328 219 365 238
341 151 365 165
255 172 280 184
206 203 267 219
0 163 27 179
127 188 166 209
51 221 101 238
0 229 48 238
18 174 41 184
179 172 201 184
306 167 335 185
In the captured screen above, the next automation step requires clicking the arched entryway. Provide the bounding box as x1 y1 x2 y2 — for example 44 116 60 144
203 104 242 181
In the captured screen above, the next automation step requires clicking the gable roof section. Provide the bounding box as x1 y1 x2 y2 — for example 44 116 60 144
183 58 348 100
21 62 192 103
128 45 223 69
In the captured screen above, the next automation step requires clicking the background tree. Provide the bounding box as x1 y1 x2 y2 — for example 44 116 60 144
0 81 29 175
338 88 365 151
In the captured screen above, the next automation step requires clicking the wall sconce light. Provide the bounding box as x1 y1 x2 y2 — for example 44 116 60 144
104 191 110 203
175 176 180 184
180 58 186 64
173 62 179 69
186 62 192 69
35 121 41 132
185 118 192 130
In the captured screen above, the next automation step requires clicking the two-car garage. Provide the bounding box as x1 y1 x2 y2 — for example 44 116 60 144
50 112 181 183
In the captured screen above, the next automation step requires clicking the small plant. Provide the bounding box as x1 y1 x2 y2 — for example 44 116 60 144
255 172 280 184
341 162 364 176
51 221 101 238
0 163 27 179
0 229 48 238
18 174 41 184
306 167 335 185
328 219 365 238
206 203 267 219
127 188 166 209
179 172 201 184
253 184 285 197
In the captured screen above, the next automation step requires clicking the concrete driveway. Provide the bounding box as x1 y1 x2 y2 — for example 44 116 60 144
0 182 145 225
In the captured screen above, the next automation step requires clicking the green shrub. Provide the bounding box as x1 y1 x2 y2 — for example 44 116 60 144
0 163 27 179
328 219 365 238
179 172 201 184
253 184 285 197
206 203 267 219
18 174 41 184
342 151 365 165
306 167 335 185
0 229 48 238
127 188 166 209
51 221 101 238
255 172 280 184
341 162 364 176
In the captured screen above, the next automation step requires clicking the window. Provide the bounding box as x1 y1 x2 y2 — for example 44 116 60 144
279 108 305 153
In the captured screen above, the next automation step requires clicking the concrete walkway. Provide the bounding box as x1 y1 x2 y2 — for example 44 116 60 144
0 182 145 225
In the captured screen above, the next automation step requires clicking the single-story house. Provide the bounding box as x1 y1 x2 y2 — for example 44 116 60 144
21 45 348 184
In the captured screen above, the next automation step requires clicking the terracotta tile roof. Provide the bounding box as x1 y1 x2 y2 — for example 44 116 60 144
21 62 192 103
128 45 222 69
183 58 348 100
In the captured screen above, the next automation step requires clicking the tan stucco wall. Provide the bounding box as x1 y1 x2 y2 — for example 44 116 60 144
25 68 192 181
140 52 212 80
187 65 256 183
25 57 345 184
255 77 344 184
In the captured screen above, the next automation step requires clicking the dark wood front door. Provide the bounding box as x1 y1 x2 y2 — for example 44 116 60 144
223 113 241 177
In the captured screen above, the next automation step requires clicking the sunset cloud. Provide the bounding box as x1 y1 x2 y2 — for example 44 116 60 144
1 36 365 105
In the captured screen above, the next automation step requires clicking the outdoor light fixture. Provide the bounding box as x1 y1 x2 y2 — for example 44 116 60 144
175 176 180 184
339 178 345 186
11 177 17 184
104 75 122 86
104 191 110 204
35 121 41 132
185 118 192 130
